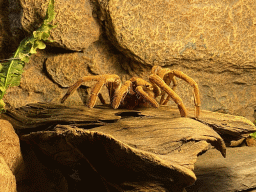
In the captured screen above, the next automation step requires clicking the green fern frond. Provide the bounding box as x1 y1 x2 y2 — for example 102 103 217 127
0 0 56 112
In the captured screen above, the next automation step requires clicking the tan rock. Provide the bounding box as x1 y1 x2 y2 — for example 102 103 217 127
20 119 225 191
0 156 16 192
46 52 94 88
20 0 101 51
82 37 130 77
187 147 256 192
0 119 25 183
99 0 256 65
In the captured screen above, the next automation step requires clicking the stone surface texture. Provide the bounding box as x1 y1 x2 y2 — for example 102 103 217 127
0 156 16 192
20 0 101 51
187 147 256 192
45 37 128 88
3 51 83 108
46 52 94 88
99 0 256 65
0 119 27 191
0 119 25 182
1 0 256 123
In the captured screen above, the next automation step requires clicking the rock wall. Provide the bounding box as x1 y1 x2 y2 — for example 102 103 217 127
1 0 255 122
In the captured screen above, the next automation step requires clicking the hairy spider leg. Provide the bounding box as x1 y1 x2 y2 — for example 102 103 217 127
87 78 106 108
159 73 172 104
106 80 122 105
112 80 132 109
97 93 106 104
61 76 100 104
61 75 121 108
157 68 172 104
151 66 178 105
149 74 187 117
160 73 178 105
170 70 201 118
129 77 160 108
87 75 121 108
135 86 159 108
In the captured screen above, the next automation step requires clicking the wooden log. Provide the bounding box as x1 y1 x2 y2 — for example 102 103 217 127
1 102 255 191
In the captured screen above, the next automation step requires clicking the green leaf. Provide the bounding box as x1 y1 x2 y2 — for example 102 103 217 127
19 54 30 62
250 132 256 139
0 99 5 112
0 0 56 113
0 87 6 92
35 40 46 49
33 30 50 40
44 0 56 24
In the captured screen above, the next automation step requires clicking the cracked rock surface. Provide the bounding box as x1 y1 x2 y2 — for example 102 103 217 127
19 0 101 51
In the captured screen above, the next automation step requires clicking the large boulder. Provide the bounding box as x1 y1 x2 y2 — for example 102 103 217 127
98 0 256 65
0 156 16 192
18 0 101 51
187 147 256 192
0 119 26 191
0 120 25 182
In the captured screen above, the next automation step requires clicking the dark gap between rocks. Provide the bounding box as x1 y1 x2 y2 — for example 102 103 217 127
45 46 78 54
115 111 145 119
240 186 256 192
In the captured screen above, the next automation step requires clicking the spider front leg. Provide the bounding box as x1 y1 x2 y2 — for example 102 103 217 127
135 86 159 108
171 70 201 118
151 66 178 105
160 74 178 105
61 76 100 104
87 78 107 108
112 80 133 109
149 74 187 117
131 77 160 108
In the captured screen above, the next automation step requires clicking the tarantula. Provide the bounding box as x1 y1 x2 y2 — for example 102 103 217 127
61 66 201 118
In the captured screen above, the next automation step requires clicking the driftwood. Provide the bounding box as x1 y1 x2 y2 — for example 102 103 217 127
1 102 256 191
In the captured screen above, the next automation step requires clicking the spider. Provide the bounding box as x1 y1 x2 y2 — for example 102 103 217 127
61 66 201 118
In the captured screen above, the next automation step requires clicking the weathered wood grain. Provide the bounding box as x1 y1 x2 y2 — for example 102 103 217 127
1 102 256 191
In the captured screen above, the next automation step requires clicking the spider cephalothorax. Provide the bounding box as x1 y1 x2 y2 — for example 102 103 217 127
61 66 201 118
